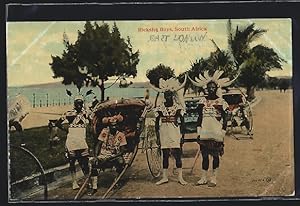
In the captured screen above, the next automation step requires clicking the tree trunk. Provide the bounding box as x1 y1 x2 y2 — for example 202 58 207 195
99 79 105 102
246 86 256 102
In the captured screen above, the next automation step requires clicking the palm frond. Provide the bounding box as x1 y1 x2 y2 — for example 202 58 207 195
211 39 221 52
248 28 267 42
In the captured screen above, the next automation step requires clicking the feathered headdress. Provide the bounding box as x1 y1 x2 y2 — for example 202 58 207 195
188 70 238 89
149 75 187 93
66 89 95 102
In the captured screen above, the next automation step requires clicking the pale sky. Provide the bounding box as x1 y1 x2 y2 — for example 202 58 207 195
7 19 292 87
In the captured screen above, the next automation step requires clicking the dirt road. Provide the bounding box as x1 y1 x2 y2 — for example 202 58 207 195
32 90 294 200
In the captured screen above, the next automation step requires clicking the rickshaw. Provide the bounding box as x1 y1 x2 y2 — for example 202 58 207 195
222 88 253 139
75 98 161 199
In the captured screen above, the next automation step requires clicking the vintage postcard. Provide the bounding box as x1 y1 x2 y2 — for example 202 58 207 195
7 18 294 201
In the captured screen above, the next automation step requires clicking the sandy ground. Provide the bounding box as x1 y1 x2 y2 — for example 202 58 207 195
21 105 72 129
16 90 294 200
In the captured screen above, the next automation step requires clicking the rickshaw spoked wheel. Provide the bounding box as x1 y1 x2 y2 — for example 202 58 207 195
145 122 161 178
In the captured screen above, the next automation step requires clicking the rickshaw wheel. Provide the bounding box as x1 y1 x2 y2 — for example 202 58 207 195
145 123 161 178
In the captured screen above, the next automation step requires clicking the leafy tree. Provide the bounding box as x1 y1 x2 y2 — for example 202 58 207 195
237 45 285 97
227 20 285 100
146 64 175 87
266 76 280 89
50 42 85 91
256 77 268 90
50 21 140 101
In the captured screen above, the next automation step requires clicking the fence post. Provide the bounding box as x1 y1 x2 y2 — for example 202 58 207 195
33 93 36 108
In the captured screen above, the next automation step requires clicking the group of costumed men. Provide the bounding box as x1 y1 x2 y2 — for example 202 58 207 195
55 69 237 195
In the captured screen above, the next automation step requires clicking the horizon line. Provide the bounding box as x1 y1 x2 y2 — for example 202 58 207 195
8 74 293 88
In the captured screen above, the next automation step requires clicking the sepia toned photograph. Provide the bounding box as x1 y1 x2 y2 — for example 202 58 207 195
7 18 294 201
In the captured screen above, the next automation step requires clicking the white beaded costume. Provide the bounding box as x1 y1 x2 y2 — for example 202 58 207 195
198 96 229 142
60 108 89 151
154 103 184 149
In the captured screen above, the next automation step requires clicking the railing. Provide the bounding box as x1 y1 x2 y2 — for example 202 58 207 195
32 93 73 108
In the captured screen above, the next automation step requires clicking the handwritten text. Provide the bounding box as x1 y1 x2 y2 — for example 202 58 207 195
148 33 207 44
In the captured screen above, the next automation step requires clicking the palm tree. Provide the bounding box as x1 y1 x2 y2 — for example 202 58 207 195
227 19 285 100
227 20 267 67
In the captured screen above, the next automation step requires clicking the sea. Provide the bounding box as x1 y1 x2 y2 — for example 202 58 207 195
7 82 155 108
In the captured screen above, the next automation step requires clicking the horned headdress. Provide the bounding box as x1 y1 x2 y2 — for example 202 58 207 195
149 75 187 109
188 70 238 89
149 75 187 93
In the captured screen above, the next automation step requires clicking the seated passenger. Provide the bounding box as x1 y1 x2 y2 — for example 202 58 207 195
89 114 128 195
233 104 251 134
